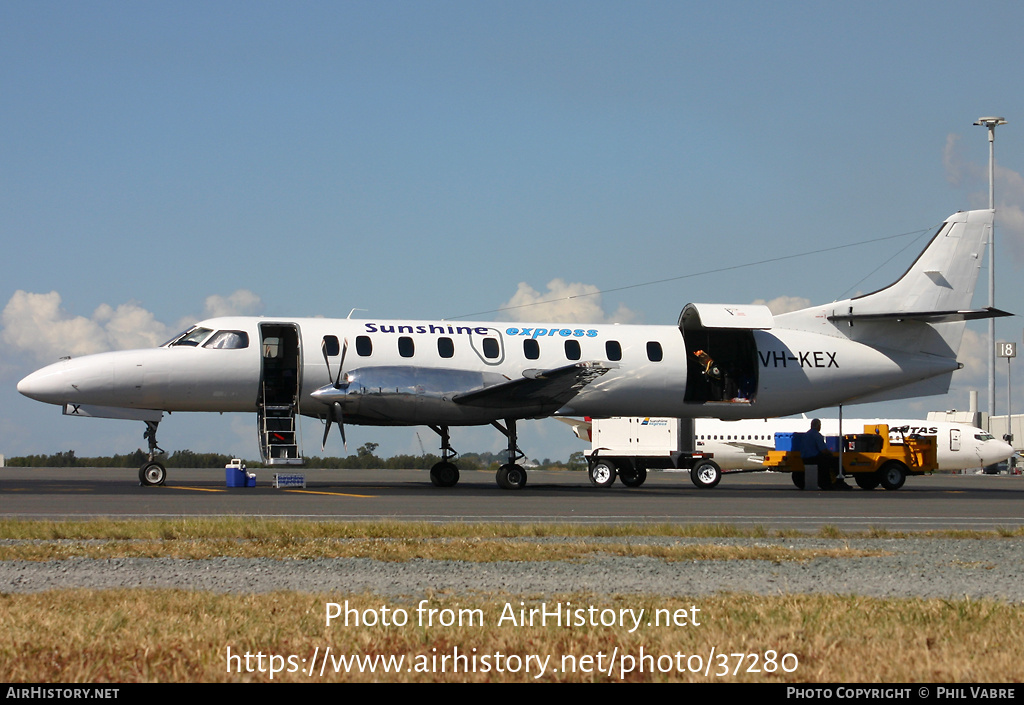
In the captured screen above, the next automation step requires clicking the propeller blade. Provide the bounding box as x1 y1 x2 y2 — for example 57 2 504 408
322 401 347 452
319 337 349 451
336 338 348 387
321 337 336 385
321 417 333 451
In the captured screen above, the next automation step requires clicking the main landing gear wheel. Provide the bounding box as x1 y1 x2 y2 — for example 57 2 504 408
496 463 528 490
429 461 460 488
690 460 722 489
878 461 907 491
426 425 460 488
791 472 805 489
492 419 528 490
619 465 647 488
588 460 617 488
139 461 167 487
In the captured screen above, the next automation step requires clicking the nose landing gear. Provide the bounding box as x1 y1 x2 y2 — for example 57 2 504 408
138 420 167 486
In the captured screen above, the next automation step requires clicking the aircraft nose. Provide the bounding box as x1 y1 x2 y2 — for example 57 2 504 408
984 440 1016 466
17 361 70 404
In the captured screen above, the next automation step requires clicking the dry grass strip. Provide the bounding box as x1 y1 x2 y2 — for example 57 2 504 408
1 518 1021 541
1 590 1021 682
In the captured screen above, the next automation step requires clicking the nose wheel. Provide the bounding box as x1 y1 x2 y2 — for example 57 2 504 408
139 461 167 486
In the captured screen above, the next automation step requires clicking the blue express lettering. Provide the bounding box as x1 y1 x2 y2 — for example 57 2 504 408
505 327 599 340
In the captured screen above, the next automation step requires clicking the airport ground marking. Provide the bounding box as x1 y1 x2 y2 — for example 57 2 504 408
286 489 377 498
167 486 227 493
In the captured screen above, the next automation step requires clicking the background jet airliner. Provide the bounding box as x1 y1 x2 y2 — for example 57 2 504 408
17 209 1009 489
561 415 1013 483
696 417 1013 472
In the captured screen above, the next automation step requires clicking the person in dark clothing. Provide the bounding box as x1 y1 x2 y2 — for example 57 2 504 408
799 419 850 490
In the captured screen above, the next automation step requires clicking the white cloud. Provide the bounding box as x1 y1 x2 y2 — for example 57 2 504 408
3 291 114 361
497 278 638 324
751 296 811 315
203 289 264 318
1 289 264 363
944 132 1024 265
956 327 987 382
943 133 971 188
94 302 173 351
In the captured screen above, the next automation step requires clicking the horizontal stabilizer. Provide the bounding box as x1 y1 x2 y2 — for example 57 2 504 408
827 306 1013 324
454 361 613 410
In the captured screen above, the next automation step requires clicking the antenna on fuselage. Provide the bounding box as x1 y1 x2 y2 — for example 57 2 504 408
346 308 366 319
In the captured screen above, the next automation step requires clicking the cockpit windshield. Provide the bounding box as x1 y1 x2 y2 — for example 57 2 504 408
162 327 213 347
975 433 996 442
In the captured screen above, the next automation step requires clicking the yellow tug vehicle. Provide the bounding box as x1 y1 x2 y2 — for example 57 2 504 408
763 424 939 490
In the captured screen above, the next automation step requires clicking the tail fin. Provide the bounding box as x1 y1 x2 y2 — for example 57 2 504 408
833 209 995 319
775 209 1010 402
778 209 1008 332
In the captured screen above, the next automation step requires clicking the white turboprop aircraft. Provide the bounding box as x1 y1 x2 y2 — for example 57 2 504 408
696 417 1014 472
17 209 1010 489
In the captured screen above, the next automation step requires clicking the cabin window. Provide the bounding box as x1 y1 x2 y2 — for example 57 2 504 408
322 335 340 356
356 335 372 357
523 339 540 360
203 330 249 349
564 339 581 361
647 341 663 362
606 340 622 361
398 336 415 358
437 337 454 358
482 337 499 359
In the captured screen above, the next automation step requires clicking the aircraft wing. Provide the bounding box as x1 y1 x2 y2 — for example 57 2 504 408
555 416 593 441
717 439 773 455
453 361 612 411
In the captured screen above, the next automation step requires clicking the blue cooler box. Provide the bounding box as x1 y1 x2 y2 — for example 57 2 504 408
225 462 255 487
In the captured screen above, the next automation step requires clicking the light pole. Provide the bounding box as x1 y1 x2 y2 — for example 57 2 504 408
974 117 1007 427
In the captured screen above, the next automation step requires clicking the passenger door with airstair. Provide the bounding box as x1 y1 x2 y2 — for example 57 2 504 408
258 323 304 464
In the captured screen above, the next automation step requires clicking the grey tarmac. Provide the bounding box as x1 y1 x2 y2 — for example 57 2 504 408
3 467 1024 598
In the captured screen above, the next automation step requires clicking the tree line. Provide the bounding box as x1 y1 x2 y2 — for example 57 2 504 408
6 445 588 471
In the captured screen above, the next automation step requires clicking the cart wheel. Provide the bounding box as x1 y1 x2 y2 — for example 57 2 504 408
854 473 880 490
878 461 907 491
619 465 647 488
691 460 722 489
588 460 616 488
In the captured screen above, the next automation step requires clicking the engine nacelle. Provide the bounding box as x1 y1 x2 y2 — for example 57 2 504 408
310 366 509 425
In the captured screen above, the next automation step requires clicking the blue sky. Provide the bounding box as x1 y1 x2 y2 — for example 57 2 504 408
4 1 1024 463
